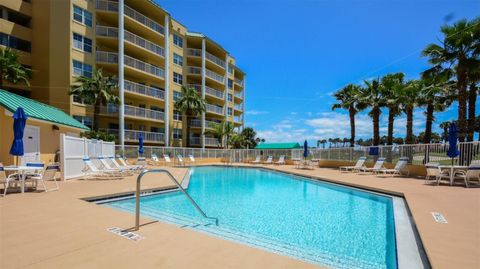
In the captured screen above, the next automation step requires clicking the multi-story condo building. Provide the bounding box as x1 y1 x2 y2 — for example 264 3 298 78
0 0 245 149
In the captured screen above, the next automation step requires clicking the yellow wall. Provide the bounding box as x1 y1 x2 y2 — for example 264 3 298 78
0 107 82 166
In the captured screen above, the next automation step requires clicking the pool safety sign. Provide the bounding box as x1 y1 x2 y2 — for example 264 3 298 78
107 227 145 242
431 212 448 224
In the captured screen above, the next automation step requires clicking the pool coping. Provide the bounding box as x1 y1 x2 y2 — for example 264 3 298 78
86 165 430 269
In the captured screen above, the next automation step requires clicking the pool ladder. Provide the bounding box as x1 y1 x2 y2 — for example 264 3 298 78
134 169 218 231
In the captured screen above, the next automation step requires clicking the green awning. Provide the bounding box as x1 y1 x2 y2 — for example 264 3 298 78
255 142 302 149
0 89 89 130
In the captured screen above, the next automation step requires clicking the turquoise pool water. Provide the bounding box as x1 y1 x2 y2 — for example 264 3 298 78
105 166 397 269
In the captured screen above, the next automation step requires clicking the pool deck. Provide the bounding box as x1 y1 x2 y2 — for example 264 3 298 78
1 164 479 269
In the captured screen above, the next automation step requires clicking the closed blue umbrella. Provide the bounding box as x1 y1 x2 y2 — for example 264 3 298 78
138 133 144 157
447 123 459 165
9 107 28 165
303 140 308 159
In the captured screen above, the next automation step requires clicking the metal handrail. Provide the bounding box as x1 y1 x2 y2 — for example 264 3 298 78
135 169 218 230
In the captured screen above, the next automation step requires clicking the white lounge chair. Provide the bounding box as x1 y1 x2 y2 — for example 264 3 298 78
451 164 480 187
188 154 196 164
151 154 160 164
116 156 143 170
99 157 133 176
26 163 60 192
274 155 286 165
424 162 443 184
263 156 273 165
177 155 185 166
378 157 409 176
108 156 141 171
339 157 367 172
1 164 20 196
251 156 261 164
359 158 386 174
163 154 172 166
82 157 124 179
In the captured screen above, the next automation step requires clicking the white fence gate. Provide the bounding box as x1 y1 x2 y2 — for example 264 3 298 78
60 134 115 180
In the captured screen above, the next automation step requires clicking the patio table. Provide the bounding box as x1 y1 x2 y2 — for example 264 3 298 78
438 165 468 186
4 166 43 193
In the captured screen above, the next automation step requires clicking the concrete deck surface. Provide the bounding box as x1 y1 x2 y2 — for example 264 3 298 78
1 164 479 269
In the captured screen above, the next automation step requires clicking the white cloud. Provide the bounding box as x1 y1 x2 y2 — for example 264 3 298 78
245 110 269 115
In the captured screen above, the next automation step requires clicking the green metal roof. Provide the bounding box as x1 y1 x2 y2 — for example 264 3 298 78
255 142 302 149
0 89 89 130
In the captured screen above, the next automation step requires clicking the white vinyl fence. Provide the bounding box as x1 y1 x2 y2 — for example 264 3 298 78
60 134 115 180
116 141 480 166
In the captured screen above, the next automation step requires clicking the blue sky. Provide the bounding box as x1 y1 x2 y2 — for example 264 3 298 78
159 0 480 144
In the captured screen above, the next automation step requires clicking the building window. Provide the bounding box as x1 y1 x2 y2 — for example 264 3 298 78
73 33 92 53
173 91 182 101
173 72 183 84
173 128 182 139
173 53 183 66
0 33 31 52
228 79 233 89
173 34 183 47
73 115 92 128
73 5 92 27
73 60 93 78
227 107 233 116
0 7 31 28
173 110 182 121
228 94 233 102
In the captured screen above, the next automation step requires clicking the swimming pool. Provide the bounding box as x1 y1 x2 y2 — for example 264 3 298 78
104 166 397 269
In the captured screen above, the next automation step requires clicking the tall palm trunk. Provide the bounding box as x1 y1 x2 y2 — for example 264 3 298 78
405 107 414 144
93 100 101 132
456 61 468 142
467 83 477 141
387 108 395 145
424 103 434 143
186 114 191 147
372 106 380 146
349 106 356 147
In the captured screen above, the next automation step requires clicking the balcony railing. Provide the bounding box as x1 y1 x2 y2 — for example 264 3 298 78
96 1 164 35
124 80 164 100
234 116 242 123
96 26 165 57
234 91 243 99
190 119 221 128
187 84 223 99
103 129 164 143
187 66 201 75
206 103 224 115
206 69 224 84
234 78 244 86
96 51 165 79
189 137 221 147
206 51 225 68
187 48 201 57
234 104 243 111
124 105 164 121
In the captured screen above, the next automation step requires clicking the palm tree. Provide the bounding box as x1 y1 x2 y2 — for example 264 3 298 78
422 17 480 142
240 127 259 149
331 84 362 147
398 80 422 144
359 79 384 145
419 70 453 143
204 121 235 149
174 86 206 147
70 69 119 131
467 63 480 141
381 73 405 145
439 121 451 142
0 48 32 88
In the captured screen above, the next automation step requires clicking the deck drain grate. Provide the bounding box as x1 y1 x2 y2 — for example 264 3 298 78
107 227 145 241
431 212 448 224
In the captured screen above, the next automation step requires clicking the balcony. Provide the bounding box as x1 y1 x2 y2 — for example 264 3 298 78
190 119 221 129
234 116 242 123
206 103 224 115
101 105 164 122
189 137 221 147
234 78 244 87
124 80 164 100
206 69 224 84
206 51 225 68
103 129 164 143
187 84 224 100
187 48 201 57
96 51 165 79
96 26 165 57
96 1 164 36
187 66 201 75
234 91 243 99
